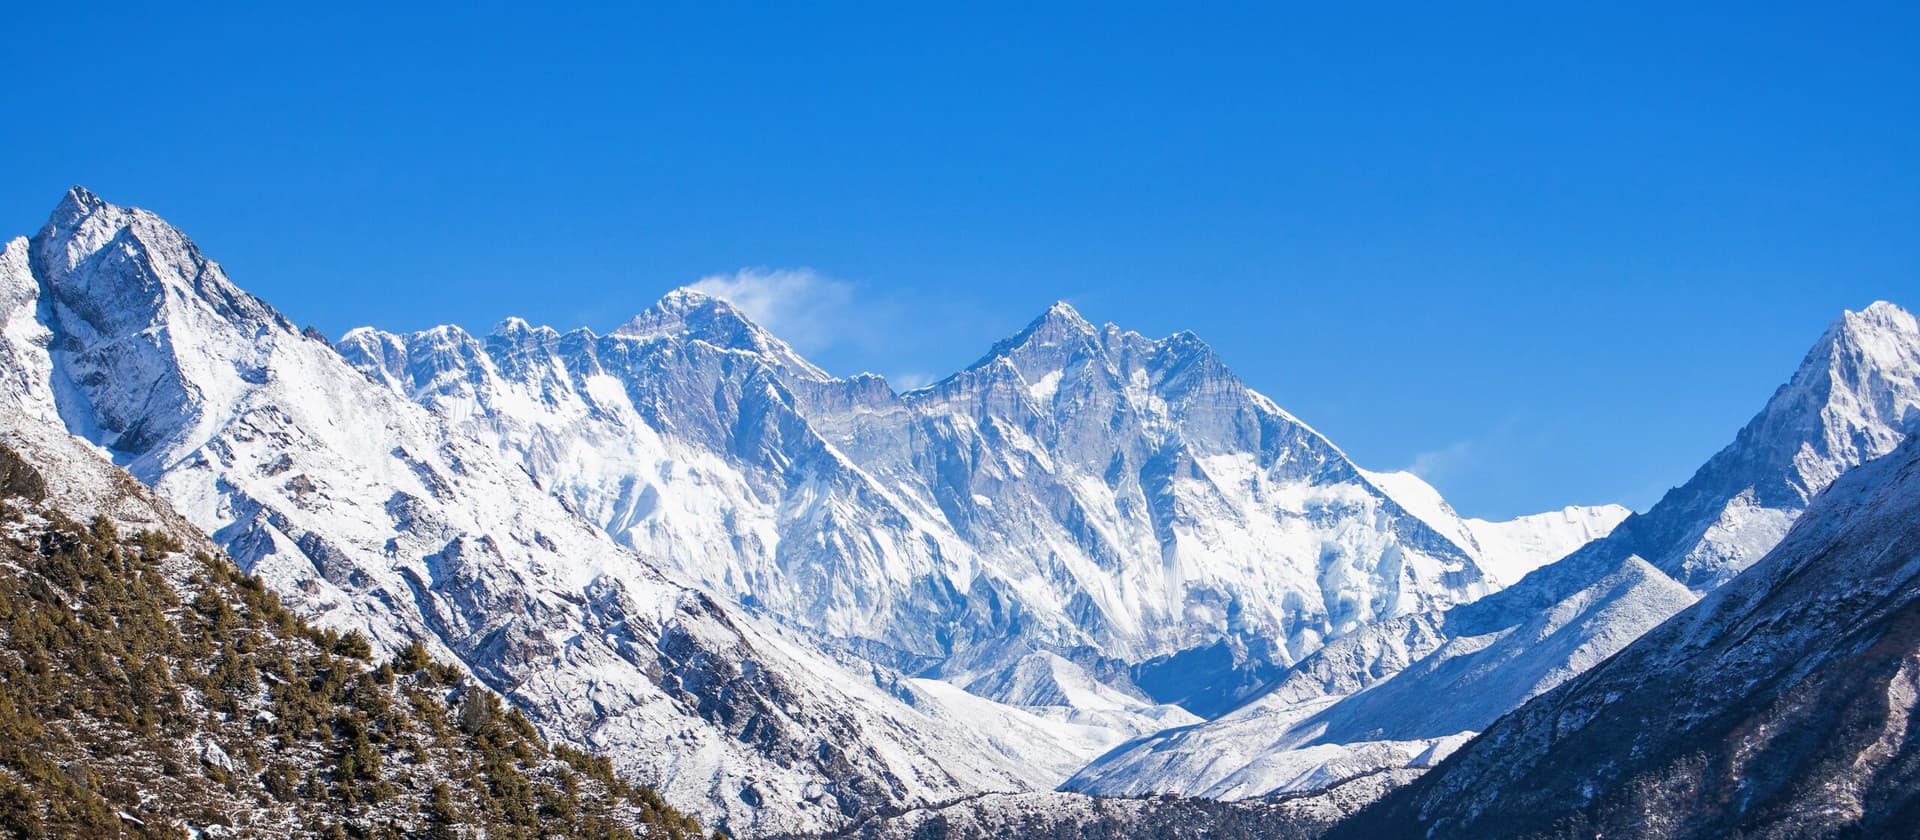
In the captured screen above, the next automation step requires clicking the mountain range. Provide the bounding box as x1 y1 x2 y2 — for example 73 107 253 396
1 186 1915 837
331 281 1623 716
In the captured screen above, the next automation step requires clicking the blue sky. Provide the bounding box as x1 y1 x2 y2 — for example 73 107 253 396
4 3 1914 519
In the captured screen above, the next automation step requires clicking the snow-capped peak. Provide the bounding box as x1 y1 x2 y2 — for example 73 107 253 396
1819 300 1918 385
51 184 109 223
491 314 543 337
959 299 1100 370
1845 298 1916 330
612 286 828 379
487 316 563 354
1039 299 1091 328
1632 300 1920 590
613 287 751 338
32 186 293 340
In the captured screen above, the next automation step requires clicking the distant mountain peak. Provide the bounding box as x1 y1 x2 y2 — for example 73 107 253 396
1039 299 1090 325
42 185 126 247
657 285 728 310
494 315 534 334
489 315 562 345
1827 301 1919 365
616 286 737 332
1852 298 1913 323
959 301 1110 380
53 184 109 222
614 286 828 378
1819 299 1915 348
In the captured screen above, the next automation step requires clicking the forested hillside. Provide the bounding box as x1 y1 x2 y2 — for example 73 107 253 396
0 444 712 838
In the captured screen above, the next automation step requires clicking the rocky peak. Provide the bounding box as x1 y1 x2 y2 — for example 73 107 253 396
1818 301 1920 446
1033 300 1095 335
489 315 561 344
1598 300 1917 591
49 185 110 227
615 288 755 343
29 186 291 340
962 301 1100 379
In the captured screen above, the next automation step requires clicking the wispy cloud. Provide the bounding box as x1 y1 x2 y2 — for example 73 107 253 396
682 267 1007 392
889 371 934 390
688 268 855 355
1406 439 1474 481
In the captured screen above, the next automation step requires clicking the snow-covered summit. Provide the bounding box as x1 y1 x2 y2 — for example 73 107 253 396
612 286 831 379
1359 468 1628 586
963 300 1099 369
1626 299 1920 590
1463 503 1633 585
37 186 292 336
612 286 756 345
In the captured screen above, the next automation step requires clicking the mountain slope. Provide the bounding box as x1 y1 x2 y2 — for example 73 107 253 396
1336 433 1920 839
0 437 709 839
1069 300 1920 801
1463 503 1631 586
792 775 1417 840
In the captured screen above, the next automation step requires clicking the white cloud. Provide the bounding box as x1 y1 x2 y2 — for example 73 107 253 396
1406 439 1474 481
889 371 934 390
688 268 854 354
678 268 1000 387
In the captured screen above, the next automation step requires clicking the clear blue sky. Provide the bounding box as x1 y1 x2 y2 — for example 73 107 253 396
4 3 1914 519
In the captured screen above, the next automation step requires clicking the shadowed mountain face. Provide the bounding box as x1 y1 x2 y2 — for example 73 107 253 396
1335 433 1920 839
